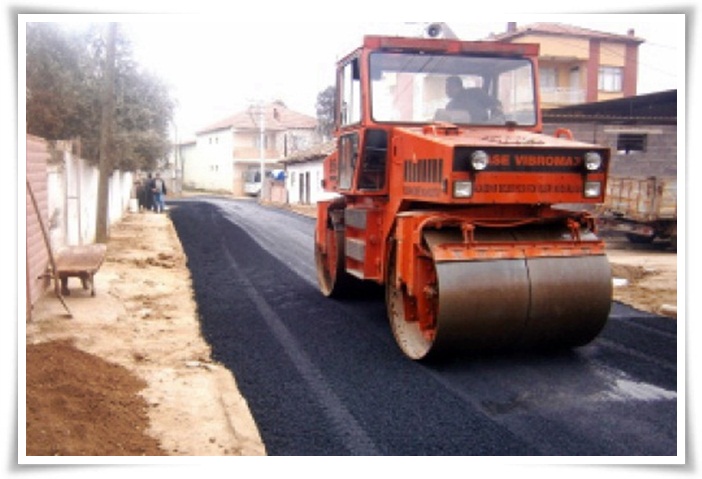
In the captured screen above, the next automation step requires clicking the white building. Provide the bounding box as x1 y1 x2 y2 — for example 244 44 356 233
281 141 335 205
179 101 319 196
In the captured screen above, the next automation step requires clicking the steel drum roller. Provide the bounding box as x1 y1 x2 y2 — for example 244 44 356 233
432 255 612 353
389 228 612 359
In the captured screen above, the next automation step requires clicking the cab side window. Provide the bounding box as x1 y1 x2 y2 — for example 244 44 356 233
339 58 361 126
338 133 358 190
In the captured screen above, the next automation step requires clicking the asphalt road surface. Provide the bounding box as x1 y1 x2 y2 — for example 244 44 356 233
168 197 678 457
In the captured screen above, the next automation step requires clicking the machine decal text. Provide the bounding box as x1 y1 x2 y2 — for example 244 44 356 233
475 183 583 194
514 155 582 168
403 185 442 197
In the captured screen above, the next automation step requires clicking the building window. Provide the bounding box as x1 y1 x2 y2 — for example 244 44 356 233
254 134 269 149
598 66 623 92
540 67 557 90
617 133 647 154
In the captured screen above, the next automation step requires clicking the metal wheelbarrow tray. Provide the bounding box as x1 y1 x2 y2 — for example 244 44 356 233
53 243 108 297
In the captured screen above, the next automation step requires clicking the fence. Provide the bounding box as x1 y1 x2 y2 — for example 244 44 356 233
25 136 134 316
46 141 133 248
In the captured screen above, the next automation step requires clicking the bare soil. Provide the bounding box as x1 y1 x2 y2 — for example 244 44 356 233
25 209 265 457
23 205 677 457
605 238 678 318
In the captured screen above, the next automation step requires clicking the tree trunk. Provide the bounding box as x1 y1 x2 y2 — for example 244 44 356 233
95 23 116 243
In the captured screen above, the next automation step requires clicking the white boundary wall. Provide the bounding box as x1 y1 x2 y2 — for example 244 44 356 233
46 142 133 250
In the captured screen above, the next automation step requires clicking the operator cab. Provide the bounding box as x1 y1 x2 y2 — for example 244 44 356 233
368 51 537 126
331 37 542 195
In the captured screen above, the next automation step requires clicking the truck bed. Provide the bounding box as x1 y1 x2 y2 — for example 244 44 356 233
602 176 677 222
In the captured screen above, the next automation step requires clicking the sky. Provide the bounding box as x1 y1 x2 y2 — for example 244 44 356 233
14 8 686 142
114 13 686 141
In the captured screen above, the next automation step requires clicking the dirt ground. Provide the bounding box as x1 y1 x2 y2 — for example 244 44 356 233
23 205 678 457
605 237 679 318
25 209 266 457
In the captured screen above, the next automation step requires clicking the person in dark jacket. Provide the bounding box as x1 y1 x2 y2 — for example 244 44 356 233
444 76 503 123
151 172 167 213
145 173 154 211
136 176 147 212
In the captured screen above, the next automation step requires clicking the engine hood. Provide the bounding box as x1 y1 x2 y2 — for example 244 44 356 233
397 124 598 150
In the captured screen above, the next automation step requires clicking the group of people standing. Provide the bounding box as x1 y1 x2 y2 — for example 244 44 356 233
136 172 168 213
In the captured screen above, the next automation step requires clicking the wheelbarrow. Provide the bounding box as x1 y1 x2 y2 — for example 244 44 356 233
54 243 108 297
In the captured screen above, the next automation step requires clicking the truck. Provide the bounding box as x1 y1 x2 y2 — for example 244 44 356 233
598 176 677 248
314 34 613 360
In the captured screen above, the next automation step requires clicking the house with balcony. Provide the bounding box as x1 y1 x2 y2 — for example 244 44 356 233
489 22 645 108
182 101 318 195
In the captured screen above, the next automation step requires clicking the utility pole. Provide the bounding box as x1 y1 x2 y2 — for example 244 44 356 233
95 22 116 243
173 122 181 195
258 102 266 200
247 100 267 199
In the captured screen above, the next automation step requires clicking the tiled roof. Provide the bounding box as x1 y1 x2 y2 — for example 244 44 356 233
282 140 335 164
197 101 317 135
489 22 645 44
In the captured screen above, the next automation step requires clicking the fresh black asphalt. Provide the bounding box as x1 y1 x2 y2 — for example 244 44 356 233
168 197 678 457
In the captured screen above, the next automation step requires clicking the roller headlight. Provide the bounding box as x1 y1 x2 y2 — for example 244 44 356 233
584 151 603 171
453 180 473 198
470 150 489 171
584 181 602 198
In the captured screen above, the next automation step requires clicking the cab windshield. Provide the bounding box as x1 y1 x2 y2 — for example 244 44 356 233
369 52 537 126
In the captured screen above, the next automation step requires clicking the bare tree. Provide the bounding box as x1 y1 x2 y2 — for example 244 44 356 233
315 86 335 141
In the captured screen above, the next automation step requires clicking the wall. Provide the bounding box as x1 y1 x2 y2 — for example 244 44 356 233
598 41 627 67
268 180 287 204
26 135 51 314
286 159 324 205
177 141 197 190
518 34 590 60
47 141 133 248
278 128 318 158
25 136 134 316
188 129 235 191
542 122 677 178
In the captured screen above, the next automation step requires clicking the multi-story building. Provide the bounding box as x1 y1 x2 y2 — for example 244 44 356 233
180 101 318 196
489 22 645 108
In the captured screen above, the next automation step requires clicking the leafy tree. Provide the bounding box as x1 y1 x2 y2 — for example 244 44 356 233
315 85 335 141
26 22 174 170
25 23 96 142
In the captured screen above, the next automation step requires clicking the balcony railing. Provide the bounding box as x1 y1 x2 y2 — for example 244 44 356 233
233 147 280 159
540 87 586 106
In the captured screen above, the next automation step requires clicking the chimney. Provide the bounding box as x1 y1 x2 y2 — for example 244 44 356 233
507 22 517 33
627 28 635 36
